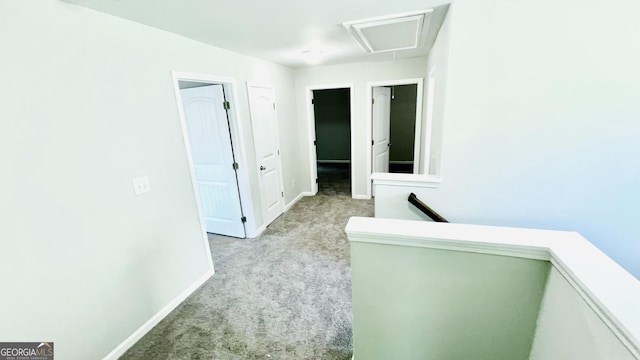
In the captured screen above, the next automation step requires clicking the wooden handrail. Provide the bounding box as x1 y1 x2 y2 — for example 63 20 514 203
408 193 448 222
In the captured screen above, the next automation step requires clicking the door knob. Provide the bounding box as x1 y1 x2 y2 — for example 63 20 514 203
388 143 392 147
260 166 266 171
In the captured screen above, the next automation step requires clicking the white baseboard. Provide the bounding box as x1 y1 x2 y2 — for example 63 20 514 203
102 269 214 360
352 194 371 200
285 192 304 212
317 160 351 164
285 191 314 212
248 191 314 239
248 225 266 239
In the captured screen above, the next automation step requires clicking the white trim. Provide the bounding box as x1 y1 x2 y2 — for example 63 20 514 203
550 260 640 360
349 85 357 199
365 78 425 198
413 80 425 175
343 9 434 54
343 9 435 29
317 160 351 164
305 87 317 195
250 225 267 239
284 191 312 212
285 192 305 212
170 72 219 270
423 67 437 174
371 172 441 188
352 194 372 200
226 81 258 236
305 83 356 197
171 72 258 239
245 80 272 89
102 269 214 360
346 217 640 358
249 191 313 238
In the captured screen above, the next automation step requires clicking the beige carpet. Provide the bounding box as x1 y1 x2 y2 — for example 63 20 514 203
120 171 373 359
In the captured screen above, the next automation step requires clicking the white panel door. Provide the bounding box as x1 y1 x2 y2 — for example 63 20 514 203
181 85 245 238
247 84 284 226
372 86 391 173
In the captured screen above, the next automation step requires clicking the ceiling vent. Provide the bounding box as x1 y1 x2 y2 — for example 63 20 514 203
343 10 433 54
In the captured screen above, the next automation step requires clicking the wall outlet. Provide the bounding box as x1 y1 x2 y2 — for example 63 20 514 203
132 176 151 195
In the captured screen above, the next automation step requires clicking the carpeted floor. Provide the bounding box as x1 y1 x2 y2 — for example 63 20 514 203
120 169 373 359
317 163 351 196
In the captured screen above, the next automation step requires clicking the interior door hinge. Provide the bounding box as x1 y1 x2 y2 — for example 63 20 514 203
372 140 374 146
315 178 318 184
281 191 284 198
313 140 317 146
311 99 314 105
372 98 375 105
273 103 276 110
232 162 239 170
241 216 247 223
223 101 231 110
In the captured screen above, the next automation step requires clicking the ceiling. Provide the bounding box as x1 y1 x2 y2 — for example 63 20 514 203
64 0 450 68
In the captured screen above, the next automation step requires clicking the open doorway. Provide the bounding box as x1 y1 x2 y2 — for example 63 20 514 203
172 72 257 239
313 88 351 196
389 84 418 173
306 84 355 197
367 78 424 196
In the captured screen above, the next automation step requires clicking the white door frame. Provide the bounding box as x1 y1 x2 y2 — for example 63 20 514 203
305 83 355 196
171 71 259 241
423 67 437 175
365 78 424 197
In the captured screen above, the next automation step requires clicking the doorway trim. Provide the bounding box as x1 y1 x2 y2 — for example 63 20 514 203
424 67 437 175
171 71 258 242
365 78 424 197
305 83 355 196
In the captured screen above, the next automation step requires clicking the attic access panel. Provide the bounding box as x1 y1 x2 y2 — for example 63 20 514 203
343 10 433 54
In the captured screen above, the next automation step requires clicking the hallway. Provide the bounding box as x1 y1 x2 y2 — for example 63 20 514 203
120 180 373 359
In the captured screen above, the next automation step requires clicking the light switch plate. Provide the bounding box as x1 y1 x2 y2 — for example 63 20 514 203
132 176 151 195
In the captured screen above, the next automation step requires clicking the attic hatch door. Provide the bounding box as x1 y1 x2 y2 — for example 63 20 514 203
180 84 246 238
343 10 433 54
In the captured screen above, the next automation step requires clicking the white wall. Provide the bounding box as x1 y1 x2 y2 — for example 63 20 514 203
348 216 640 359
423 10 451 175
294 58 429 198
350 237 549 359
372 176 442 221
0 1 300 359
529 267 636 360
415 0 640 278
